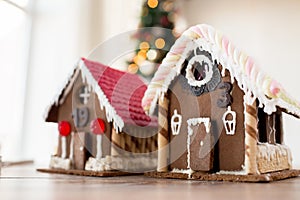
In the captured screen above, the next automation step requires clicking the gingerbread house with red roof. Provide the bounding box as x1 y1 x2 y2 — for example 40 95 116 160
43 58 158 175
142 24 300 182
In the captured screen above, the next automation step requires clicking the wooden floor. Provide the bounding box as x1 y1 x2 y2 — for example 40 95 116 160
1 165 300 200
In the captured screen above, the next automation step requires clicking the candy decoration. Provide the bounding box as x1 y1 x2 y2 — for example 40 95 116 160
90 118 106 135
90 118 106 160
157 95 170 172
270 80 281 97
58 121 71 159
244 100 258 174
58 121 71 137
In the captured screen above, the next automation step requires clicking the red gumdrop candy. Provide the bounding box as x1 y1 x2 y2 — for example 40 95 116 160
90 118 106 135
58 121 71 137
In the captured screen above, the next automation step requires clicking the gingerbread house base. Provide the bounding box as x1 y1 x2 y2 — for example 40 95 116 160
37 168 141 177
145 169 300 182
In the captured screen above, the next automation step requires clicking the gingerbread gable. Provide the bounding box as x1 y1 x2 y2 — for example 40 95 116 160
142 24 300 118
45 58 157 132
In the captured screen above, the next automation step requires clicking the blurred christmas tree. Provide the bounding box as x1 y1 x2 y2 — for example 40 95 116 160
128 0 178 79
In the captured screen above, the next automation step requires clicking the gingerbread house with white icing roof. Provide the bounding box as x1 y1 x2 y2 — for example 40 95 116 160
142 24 300 180
43 58 158 175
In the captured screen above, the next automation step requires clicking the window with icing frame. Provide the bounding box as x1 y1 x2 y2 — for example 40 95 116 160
182 47 221 96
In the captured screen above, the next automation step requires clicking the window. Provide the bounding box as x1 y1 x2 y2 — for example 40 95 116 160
0 0 31 159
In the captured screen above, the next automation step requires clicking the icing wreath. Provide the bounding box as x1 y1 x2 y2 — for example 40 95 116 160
183 46 221 96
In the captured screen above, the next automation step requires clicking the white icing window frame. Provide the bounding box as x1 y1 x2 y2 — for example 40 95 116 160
185 54 214 87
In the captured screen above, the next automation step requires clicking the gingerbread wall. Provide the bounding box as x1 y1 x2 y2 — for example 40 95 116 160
168 67 245 172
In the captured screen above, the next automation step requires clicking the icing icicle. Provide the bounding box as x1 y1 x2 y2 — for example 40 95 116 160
79 60 124 133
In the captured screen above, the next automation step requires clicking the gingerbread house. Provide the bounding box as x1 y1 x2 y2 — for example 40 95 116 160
43 58 158 175
142 24 300 181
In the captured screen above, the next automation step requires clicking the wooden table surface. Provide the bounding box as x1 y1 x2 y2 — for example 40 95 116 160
1 165 300 200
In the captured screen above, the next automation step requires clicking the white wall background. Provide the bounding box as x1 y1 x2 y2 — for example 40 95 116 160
2 0 300 167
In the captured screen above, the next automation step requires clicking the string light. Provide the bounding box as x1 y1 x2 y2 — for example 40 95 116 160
147 49 158 61
128 63 139 74
139 61 156 76
139 41 150 51
147 0 158 9
133 56 140 65
155 38 166 49
138 50 147 59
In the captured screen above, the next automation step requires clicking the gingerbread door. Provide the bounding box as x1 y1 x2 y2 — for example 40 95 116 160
72 132 87 170
187 118 214 171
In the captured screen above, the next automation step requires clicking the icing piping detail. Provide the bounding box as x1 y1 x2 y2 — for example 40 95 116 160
222 106 236 135
96 135 102 160
186 54 214 87
171 109 182 135
69 132 74 161
79 85 91 105
61 136 67 159
182 45 221 96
